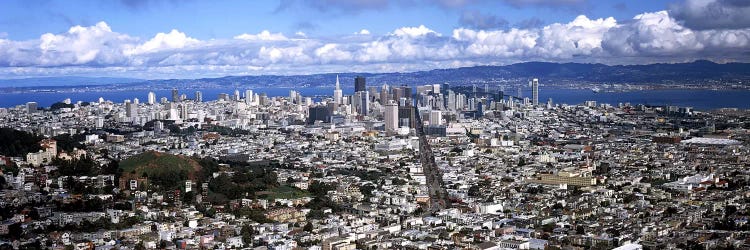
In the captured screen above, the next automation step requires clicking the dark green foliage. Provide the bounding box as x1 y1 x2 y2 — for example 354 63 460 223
119 151 197 191
0 128 42 157
308 181 336 198
49 102 74 110
52 133 86 152
208 168 280 200
53 156 97 177
360 184 377 198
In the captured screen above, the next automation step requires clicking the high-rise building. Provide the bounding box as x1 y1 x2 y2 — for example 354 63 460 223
244 89 253 103
532 78 539 106
195 91 203 103
307 105 331 124
380 84 389 104
359 91 369 116
398 105 416 128
126 102 138 118
403 86 413 100
26 102 38 113
172 88 179 103
179 104 188 120
354 76 366 92
147 92 156 105
442 83 450 95
333 75 343 105
429 110 443 126
233 90 241 101
384 100 398 132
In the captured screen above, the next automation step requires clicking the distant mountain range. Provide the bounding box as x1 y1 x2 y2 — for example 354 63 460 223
0 76 143 88
2 60 748 88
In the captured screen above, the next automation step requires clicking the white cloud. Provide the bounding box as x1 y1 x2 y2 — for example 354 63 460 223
356 29 371 35
315 43 353 63
601 11 749 57
126 29 199 55
234 30 289 41
0 13 748 79
392 25 439 38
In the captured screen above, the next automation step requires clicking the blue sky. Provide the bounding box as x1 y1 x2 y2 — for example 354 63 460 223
0 0 748 79
1 1 669 40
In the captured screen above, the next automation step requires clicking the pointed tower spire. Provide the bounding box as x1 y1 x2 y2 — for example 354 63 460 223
335 74 340 90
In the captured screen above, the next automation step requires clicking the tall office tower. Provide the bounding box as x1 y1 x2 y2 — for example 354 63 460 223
432 84 441 94
517 86 523 98
379 85 388 104
391 87 403 101
160 97 168 104
148 92 156 105
245 90 253 103
429 110 443 126
307 105 332 124
368 86 378 102
496 90 505 102
234 89 241 101
126 102 138 118
442 83 450 95
26 102 38 113
179 104 188 120
133 98 140 105
484 84 489 94
384 100 398 132
477 100 484 117
531 78 539 106
333 75 343 105
195 91 203 103
180 94 187 102
172 88 179 103
547 98 553 109
355 76 366 92
473 84 477 94
403 86 412 100
398 105 416 128
359 91 369 116
447 90 456 111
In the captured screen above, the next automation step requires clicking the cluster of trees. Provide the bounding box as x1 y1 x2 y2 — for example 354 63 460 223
205 125 252 137
52 157 98 177
208 167 279 200
0 128 42 157
305 181 340 219
52 134 86 152
54 197 108 212
49 102 74 110
334 169 384 182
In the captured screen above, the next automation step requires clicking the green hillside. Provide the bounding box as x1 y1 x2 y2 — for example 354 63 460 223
119 151 202 191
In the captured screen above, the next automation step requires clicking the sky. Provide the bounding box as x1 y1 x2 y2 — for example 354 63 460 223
0 0 748 79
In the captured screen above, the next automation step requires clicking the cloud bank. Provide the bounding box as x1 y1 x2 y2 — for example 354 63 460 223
0 10 748 79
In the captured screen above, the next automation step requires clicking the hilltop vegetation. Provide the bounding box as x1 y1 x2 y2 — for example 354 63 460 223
119 151 202 191
0 128 42 157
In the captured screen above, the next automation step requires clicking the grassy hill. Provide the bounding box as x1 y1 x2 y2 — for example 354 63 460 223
120 151 202 191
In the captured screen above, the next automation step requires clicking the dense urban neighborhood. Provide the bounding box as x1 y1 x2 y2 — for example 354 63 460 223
1 77 749 250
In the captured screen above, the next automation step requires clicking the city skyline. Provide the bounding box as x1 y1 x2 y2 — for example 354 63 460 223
0 0 748 79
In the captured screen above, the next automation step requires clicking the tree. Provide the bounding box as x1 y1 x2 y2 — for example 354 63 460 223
576 225 585 235
241 224 255 245
303 222 313 232
468 185 480 197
